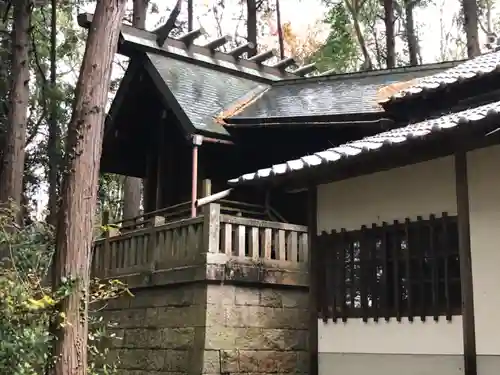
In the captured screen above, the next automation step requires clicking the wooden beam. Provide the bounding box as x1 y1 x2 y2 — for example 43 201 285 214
454 150 477 375
307 185 319 375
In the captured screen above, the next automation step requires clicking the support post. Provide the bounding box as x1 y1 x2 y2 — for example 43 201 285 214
454 150 477 375
191 135 203 218
307 185 318 375
203 203 220 253
202 179 212 197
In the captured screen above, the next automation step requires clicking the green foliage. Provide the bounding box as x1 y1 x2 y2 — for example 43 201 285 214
310 1 358 73
0 208 130 375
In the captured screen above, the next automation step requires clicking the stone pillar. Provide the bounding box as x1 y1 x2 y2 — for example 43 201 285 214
202 283 309 374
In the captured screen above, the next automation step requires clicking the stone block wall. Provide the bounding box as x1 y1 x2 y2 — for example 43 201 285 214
100 279 309 375
202 284 309 374
101 283 207 375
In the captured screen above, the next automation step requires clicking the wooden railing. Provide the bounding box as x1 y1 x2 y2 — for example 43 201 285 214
217 215 308 262
92 215 204 278
92 203 308 281
104 199 287 232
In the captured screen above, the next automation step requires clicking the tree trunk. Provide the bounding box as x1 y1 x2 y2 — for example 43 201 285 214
404 0 419 66
0 0 30 214
187 0 193 31
47 0 60 227
344 0 372 70
461 0 480 57
132 0 148 29
123 0 149 220
383 0 395 68
276 0 285 60
52 0 127 374
0 27 9 178
246 0 257 56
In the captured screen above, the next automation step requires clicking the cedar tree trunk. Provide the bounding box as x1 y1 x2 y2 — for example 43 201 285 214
0 0 30 213
52 1 127 374
461 0 480 57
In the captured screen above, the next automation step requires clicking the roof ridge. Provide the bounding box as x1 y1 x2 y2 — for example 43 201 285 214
271 60 463 86
77 12 315 82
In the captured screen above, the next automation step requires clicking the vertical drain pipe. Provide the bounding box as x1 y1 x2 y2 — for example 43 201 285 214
191 135 203 218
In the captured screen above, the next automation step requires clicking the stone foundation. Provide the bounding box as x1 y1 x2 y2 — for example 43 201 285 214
203 284 309 374
102 281 309 375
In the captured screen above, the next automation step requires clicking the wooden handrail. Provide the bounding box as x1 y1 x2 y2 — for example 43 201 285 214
219 214 307 232
92 203 309 281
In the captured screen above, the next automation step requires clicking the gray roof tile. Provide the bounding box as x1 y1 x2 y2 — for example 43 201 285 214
384 51 500 102
228 100 500 186
231 64 454 119
147 53 269 135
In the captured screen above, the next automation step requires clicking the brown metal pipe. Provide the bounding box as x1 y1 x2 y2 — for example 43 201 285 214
191 143 199 218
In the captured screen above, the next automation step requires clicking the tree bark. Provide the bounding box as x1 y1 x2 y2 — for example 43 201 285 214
344 0 373 70
0 0 30 214
461 0 480 57
132 0 148 29
404 0 419 66
47 0 60 227
52 0 127 374
123 0 149 220
383 0 395 68
276 0 285 60
187 0 193 31
246 0 258 56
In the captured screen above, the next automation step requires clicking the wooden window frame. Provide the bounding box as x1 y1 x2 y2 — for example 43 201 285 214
317 213 462 322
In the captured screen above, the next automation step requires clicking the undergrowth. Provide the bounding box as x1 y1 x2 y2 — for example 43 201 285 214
0 207 131 375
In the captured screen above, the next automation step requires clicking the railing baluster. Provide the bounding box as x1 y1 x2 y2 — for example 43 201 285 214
148 218 158 270
236 225 246 257
164 228 173 263
277 230 286 260
263 228 272 260
300 233 308 263
249 227 259 259
223 223 232 255
289 231 298 262
103 232 111 278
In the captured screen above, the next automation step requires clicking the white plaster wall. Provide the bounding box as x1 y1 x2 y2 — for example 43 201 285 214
317 145 500 362
317 155 463 356
467 145 500 356
316 144 500 373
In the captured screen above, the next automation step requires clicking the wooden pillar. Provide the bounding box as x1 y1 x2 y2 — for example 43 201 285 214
191 135 203 218
307 185 318 375
454 150 477 375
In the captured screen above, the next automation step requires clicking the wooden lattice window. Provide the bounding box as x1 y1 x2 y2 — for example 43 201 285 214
316 213 462 322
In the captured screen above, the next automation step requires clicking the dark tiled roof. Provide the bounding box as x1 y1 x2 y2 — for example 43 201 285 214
231 63 457 120
384 51 500 103
147 53 269 135
228 100 500 186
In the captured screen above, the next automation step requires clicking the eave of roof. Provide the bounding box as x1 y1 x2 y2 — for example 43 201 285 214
228 100 500 187
381 51 500 104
